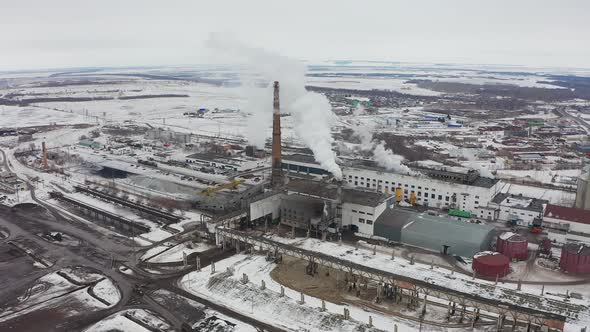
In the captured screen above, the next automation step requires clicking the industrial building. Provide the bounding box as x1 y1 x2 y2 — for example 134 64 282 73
487 193 547 226
281 154 503 215
496 232 529 261
544 204 590 244
342 161 502 214
185 153 262 172
373 209 496 257
560 243 590 275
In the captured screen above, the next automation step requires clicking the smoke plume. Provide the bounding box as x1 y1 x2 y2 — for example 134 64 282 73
206 33 342 179
351 104 375 151
459 148 495 178
373 141 413 174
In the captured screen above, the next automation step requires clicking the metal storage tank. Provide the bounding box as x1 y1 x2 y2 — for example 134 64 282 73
472 251 510 278
496 232 528 261
560 243 590 274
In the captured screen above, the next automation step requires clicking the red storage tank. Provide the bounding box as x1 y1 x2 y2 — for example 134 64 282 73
496 232 528 261
472 251 510 279
560 243 590 274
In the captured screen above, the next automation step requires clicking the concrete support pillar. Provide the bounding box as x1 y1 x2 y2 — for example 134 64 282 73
368 316 373 328
261 280 265 290
496 314 505 332
343 308 350 320
241 273 248 284
196 256 201 271
280 286 285 297
320 300 326 312
298 292 305 305
517 279 522 291
421 295 427 317
211 262 215 274
394 324 398 332
373 245 376 255
447 301 452 321
235 241 240 254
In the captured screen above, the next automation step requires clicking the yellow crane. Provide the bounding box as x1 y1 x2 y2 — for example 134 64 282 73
200 179 245 196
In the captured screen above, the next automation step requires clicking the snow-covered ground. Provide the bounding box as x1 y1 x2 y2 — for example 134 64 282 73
500 183 576 206
83 309 172 332
0 268 120 323
181 254 412 331
142 241 215 263
243 235 590 329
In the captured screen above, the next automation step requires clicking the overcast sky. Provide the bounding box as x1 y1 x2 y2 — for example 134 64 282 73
2 0 589 71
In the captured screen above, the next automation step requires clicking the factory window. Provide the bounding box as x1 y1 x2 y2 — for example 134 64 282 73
378 180 382 183
352 210 358 213
411 185 415 189
361 177 364 180
398 183 402 186
385 186 389 191
417 192 421 196
418 186 422 189
445 196 449 201
489 212 492 215
359 211 365 215
425 188 429 191
431 194 435 199
475 201 479 205
366 220 373 225
355 176 358 179
385 181 389 184
438 195 442 200
528 214 533 217
373 179 376 182
349 175 352 179
432 188 436 192
358 218 365 224
354 181 358 185
404 184 408 187
367 183 370 188
481 210 484 214
404 189 408 194
367 212 373 216
475 196 480 199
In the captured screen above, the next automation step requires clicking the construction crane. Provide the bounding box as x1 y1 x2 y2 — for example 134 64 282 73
200 179 244 196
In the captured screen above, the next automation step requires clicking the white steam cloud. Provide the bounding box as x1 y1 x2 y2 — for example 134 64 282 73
373 141 413 174
351 104 375 151
206 33 342 179
460 148 495 178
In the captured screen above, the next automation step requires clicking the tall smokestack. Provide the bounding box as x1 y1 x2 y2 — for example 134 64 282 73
271 81 283 188
42 141 48 170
